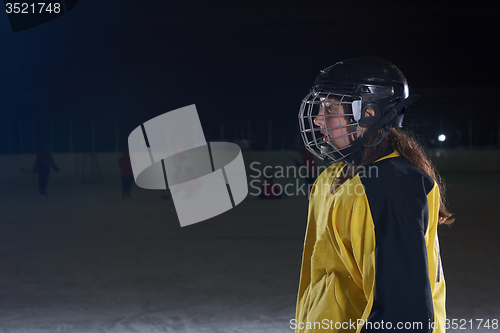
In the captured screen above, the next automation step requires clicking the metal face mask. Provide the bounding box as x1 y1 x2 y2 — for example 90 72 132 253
298 90 364 163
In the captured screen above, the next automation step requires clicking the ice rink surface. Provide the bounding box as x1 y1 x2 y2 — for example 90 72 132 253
0 173 499 332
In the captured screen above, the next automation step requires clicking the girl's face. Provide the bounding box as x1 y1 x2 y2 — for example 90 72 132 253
313 99 356 149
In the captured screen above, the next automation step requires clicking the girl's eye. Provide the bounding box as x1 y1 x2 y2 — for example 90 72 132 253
321 101 339 114
325 105 336 113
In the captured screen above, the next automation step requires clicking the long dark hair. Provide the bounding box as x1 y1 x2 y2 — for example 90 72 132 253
332 128 454 225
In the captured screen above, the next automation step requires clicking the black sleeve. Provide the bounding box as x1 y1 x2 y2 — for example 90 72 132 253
360 157 434 332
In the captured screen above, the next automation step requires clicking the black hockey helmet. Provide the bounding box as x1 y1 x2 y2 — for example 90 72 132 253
298 56 419 163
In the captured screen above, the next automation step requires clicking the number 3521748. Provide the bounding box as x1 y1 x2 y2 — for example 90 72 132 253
5 3 61 14
445 319 499 330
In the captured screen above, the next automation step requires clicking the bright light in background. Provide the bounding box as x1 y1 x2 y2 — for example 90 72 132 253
438 134 446 142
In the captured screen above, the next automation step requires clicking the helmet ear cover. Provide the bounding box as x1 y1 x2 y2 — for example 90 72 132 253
356 94 403 128
358 102 383 127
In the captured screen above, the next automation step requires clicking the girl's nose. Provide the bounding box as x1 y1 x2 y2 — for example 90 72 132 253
314 110 324 127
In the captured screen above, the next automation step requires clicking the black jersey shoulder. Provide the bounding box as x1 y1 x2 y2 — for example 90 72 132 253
359 155 434 231
360 155 434 196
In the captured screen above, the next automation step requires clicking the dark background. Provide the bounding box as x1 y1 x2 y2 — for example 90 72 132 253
0 2 499 331
0 0 497 153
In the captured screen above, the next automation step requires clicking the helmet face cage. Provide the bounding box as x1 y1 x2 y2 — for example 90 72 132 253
299 57 414 164
298 90 365 163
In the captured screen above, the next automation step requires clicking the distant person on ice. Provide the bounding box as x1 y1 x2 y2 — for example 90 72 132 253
33 146 59 195
118 151 134 198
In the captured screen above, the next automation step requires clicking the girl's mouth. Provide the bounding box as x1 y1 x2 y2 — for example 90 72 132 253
320 131 330 142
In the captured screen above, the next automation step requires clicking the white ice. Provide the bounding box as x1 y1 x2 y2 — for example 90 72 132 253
0 174 498 332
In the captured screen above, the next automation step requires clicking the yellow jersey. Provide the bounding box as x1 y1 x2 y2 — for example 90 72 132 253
295 151 446 333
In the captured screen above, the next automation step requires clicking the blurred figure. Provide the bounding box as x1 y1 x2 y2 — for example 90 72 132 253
33 146 59 195
118 151 134 198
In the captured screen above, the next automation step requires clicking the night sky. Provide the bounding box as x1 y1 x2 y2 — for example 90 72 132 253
0 0 496 151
